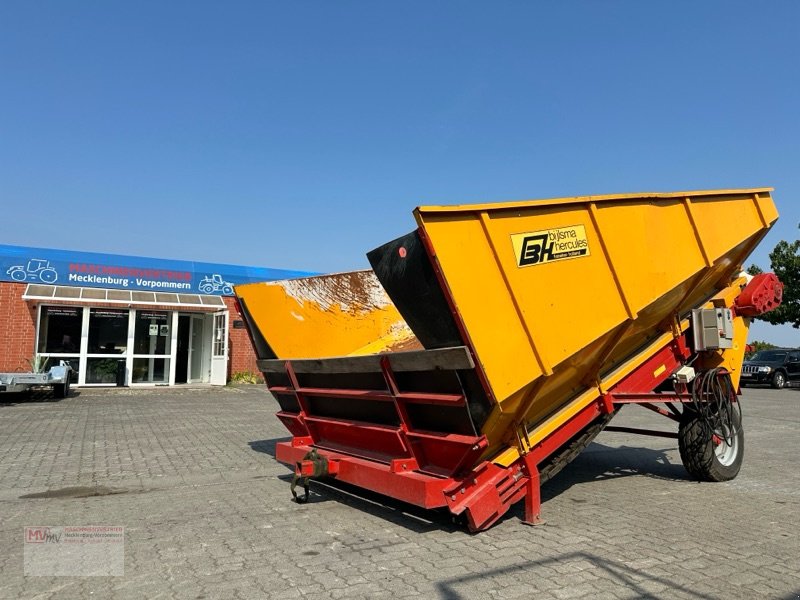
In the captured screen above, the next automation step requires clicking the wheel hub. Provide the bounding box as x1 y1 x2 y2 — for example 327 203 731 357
714 423 739 466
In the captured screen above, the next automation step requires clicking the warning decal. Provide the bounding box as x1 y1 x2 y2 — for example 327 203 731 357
512 225 590 267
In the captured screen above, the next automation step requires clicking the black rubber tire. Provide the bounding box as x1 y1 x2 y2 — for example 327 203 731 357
678 405 743 482
53 379 70 399
771 371 786 389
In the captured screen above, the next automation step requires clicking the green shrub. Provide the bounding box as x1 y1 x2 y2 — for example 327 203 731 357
229 371 262 384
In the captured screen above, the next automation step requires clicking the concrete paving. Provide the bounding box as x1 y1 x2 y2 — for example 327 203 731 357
0 384 798 599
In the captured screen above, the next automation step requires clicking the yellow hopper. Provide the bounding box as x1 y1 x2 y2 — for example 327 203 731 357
237 188 782 531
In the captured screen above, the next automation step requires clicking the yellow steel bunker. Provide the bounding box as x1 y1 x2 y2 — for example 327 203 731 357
236 189 782 531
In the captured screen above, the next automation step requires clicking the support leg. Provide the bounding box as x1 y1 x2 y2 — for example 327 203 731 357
521 453 545 526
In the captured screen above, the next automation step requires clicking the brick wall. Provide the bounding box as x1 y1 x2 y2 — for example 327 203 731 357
224 297 263 382
0 282 37 372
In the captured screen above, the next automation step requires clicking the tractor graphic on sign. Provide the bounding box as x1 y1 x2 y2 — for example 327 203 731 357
7 259 58 283
198 274 233 295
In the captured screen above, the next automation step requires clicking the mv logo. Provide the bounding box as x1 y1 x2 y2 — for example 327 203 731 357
25 527 61 543
511 225 590 268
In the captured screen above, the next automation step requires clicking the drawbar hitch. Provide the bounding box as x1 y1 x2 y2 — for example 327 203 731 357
290 449 339 503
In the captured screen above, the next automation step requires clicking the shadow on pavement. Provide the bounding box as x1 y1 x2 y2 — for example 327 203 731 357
487 441 690 529
247 437 690 534
436 551 719 600
0 389 81 407
248 437 290 457
542 441 690 502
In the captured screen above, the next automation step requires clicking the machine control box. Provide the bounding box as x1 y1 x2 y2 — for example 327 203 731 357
692 307 734 351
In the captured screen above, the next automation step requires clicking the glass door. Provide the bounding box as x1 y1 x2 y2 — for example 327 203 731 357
189 315 206 383
85 308 129 385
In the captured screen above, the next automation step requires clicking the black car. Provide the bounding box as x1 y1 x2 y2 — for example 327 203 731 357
740 348 800 389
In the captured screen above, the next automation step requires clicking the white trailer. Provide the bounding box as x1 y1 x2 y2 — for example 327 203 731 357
0 361 72 398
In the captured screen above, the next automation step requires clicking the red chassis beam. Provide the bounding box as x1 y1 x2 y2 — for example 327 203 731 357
275 441 452 508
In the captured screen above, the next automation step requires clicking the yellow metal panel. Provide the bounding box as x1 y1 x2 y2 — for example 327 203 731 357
234 271 417 359
592 199 707 314
688 195 771 263
755 192 779 226
420 214 544 401
486 204 630 369
416 189 778 459
420 204 632 405
493 321 692 468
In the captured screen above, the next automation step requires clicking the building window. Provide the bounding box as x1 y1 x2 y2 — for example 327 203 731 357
37 306 82 354
86 357 124 385
37 306 83 383
132 358 170 384
213 313 226 357
88 309 129 354
134 311 171 355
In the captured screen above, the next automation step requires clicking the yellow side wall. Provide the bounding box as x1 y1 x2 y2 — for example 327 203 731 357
417 191 777 451
235 271 418 359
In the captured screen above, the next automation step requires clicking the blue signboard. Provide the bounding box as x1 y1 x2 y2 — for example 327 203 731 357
0 244 314 296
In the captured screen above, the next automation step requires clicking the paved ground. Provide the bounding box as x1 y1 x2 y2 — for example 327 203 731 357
0 384 798 599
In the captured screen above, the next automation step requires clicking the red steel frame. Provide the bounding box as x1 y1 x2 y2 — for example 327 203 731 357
271 332 697 532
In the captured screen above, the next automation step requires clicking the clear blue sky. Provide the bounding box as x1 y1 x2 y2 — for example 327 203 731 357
1 2 798 343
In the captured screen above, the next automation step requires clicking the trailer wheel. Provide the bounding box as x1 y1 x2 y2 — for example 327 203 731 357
678 403 743 482
54 379 70 399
